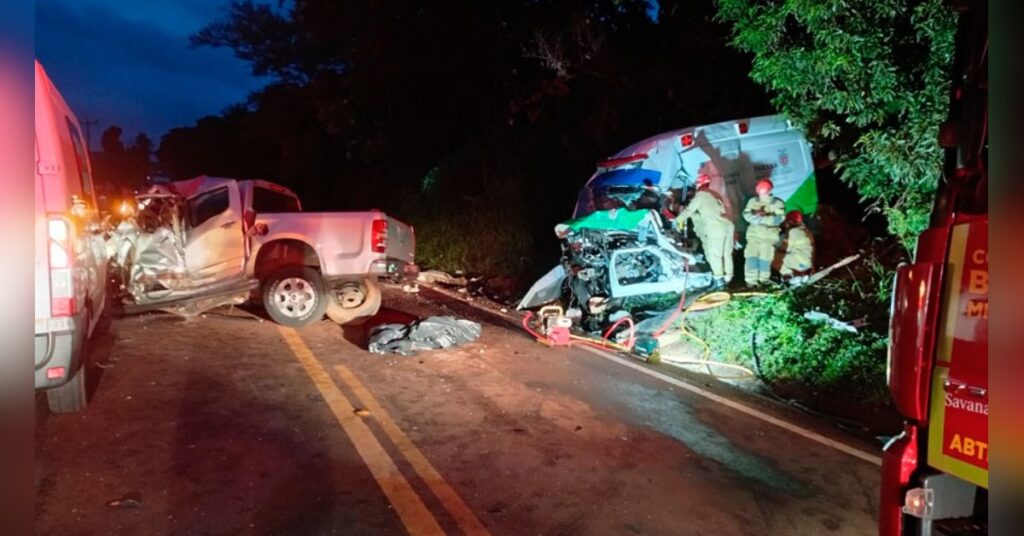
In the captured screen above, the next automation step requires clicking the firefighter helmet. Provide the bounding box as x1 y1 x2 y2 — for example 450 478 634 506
755 179 774 195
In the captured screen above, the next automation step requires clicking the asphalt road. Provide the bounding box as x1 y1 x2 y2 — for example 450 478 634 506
35 285 883 535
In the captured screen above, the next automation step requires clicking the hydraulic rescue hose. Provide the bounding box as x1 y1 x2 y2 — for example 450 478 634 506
521 253 772 380
660 290 769 380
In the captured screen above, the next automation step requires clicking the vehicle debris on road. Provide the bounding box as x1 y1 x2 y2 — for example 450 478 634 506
802 311 858 334
416 270 468 286
367 316 482 356
106 494 142 509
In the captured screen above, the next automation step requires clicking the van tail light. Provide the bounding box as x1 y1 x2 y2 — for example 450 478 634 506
887 262 938 421
371 219 388 253
48 217 76 317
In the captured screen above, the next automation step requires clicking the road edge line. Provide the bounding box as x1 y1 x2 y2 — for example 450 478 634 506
576 345 883 466
418 283 883 467
333 363 492 536
278 327 445 536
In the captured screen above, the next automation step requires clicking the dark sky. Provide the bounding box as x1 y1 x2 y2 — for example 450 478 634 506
36 0 267 150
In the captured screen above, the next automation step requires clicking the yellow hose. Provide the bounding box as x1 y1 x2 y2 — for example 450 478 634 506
559 289 774 381
661 290 772 380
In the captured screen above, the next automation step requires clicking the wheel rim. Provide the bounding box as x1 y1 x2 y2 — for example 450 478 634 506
273 277 317 318
336 283 366 308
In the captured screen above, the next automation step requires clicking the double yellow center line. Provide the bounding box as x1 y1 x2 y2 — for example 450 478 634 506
279 327 489 536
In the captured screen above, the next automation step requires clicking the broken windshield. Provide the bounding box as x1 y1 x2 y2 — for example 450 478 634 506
574 168 663 218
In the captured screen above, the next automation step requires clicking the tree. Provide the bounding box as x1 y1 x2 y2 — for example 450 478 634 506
714 0 956 248
100 125 125 154
91 125 151 194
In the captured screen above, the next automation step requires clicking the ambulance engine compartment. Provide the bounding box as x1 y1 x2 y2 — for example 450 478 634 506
551 208 711 330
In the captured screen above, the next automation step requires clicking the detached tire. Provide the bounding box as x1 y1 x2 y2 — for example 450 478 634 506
326 278 382 325
262 266 328 327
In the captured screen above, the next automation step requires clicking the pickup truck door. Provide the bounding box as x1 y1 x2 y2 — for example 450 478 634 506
184 183 246 281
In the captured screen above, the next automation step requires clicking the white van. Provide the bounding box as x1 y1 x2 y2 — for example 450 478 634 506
34 60 108 413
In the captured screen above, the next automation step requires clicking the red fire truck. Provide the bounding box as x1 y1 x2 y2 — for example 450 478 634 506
879 1 988 534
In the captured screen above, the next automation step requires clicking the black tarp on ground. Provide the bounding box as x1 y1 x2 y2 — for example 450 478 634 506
367 316 482 356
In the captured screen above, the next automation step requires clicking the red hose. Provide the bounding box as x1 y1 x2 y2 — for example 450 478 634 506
521 311 548 342
601 316 636 349
524 255 691 351
523 310 629 351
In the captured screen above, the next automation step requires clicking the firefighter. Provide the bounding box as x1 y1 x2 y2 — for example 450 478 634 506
742 179 786 285
676 173 734 288
780 210 814 284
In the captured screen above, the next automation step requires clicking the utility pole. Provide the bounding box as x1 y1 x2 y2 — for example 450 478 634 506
80 118 98 150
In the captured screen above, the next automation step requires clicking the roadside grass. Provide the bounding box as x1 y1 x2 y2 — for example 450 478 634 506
685 250 901 411
412 209 534 277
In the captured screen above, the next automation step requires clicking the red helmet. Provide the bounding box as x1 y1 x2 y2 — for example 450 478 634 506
755 179 773 195
695 174 711 188
786 210 803 225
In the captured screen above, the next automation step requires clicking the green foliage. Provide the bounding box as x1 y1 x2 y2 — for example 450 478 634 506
687 270 894 403
715 0 956 248
399 151 536 276
407 202 534 277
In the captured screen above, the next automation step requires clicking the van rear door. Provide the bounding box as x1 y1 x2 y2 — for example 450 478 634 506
34 139 51 328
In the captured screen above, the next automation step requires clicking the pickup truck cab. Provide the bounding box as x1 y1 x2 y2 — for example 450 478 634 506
114 175 416 327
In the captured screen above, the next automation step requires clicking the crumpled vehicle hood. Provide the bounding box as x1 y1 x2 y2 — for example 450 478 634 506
519 208 711 314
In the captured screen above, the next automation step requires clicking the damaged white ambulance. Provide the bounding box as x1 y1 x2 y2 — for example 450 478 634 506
519 115 817 322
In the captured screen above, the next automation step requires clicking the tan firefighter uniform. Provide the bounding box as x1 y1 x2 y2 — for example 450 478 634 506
676 188 734 282
780 224 814 277
742 196 786 284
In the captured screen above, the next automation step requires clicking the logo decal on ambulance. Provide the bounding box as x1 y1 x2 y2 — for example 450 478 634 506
778 149 789 167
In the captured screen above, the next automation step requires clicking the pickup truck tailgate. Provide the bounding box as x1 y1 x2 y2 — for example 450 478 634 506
385 215 415 263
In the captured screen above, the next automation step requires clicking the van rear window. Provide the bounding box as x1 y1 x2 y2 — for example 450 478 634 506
253 187 301 213
65 117 93 197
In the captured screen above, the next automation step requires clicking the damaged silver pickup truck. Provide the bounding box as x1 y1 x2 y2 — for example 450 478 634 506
107 176 417 327
519 115 818 327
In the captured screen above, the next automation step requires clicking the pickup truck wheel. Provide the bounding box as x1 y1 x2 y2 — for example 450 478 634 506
326 278 382 325
262 266 328 327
